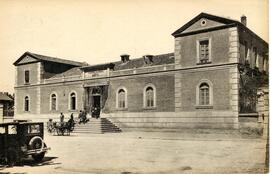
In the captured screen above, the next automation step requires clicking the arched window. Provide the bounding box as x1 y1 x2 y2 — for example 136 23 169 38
143 84 156 108
24 96 29 111
199 83 209 105
70 92 77 110
196 80 213 107
50 93 57 110
117 88 127 109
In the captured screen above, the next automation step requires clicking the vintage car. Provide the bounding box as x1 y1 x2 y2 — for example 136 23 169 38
0 120 50 166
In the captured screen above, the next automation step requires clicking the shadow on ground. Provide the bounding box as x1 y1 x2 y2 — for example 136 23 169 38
0 156 60 171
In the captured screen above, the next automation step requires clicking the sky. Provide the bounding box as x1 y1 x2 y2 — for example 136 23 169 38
0 0 268 93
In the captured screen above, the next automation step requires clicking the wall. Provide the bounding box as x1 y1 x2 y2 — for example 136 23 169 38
175 28 230 67
180 68 231 111
15 86 38 115
238 27 268 72
39 82 84 114
105 73 175 113
16 63 39 86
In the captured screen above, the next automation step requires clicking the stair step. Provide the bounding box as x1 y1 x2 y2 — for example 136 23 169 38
73 118 122 134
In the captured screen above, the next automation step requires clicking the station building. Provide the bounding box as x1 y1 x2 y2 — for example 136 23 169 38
13 13 269 130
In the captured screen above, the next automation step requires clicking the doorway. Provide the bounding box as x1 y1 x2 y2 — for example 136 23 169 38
93 95 101 108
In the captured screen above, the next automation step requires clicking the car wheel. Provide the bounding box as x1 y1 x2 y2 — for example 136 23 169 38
32 143 46 163
29 136 44 152
7 148 18 166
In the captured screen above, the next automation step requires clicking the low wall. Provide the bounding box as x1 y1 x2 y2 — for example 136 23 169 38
14 111 239 129
104 111 239 129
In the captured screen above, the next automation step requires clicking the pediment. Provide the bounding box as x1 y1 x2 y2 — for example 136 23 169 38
172 12 239 37
13 52 40 66
181 18 225 34
17 55 38 65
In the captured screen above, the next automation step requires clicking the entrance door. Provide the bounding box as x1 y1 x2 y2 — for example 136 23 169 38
93 95 101 108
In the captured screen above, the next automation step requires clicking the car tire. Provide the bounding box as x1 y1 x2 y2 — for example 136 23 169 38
32 143 46 163
29 136 44 152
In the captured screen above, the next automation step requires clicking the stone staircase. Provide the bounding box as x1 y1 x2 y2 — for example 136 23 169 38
73 118 122 134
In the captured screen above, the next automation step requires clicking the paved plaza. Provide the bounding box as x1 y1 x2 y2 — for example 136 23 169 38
0 131 268 174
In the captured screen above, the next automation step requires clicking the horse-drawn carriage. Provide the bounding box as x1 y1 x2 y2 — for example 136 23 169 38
47 120 75 136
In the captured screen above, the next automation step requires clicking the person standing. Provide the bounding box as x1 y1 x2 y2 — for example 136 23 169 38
78 110 83 124
60 112 65 126
68 113 75 131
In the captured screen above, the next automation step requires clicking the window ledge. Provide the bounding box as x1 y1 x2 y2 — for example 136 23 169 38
116 108 128 111
68 109 78 112
24 83 30 85
195 105 213 109
196 61 212 65
143 107 157 110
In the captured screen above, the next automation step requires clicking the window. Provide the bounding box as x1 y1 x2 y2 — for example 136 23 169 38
197 38 211 64
253 47 258 67
117 88 127 109
143 85 156 108
28 124 41 134
263 58 268 72
24 96 29 111
199 83 210 105
8 125 17 134
146 87 154 107
70 92 77 110
25 70 30 84
196 80 213 108
200 19 207 26
244 41 248 62
50 93 57 111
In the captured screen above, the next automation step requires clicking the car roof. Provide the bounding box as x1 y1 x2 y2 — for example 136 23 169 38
0 120 43 126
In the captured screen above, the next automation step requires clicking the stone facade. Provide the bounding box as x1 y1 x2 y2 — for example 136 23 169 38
13 13 268 129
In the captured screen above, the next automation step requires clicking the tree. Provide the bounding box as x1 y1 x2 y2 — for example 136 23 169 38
238 62 268 113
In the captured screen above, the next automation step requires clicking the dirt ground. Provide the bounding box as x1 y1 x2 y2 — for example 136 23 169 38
0 131 268 174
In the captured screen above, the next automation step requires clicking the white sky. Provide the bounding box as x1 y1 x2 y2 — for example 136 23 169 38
0 0 268 93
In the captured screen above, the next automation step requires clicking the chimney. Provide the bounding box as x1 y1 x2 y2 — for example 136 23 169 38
143 55 154 64
120 54 130 63
241 15 247 26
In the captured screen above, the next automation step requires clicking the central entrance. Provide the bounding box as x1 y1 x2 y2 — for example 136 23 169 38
83 85 109 115
92 87 102 109
92 95 101 108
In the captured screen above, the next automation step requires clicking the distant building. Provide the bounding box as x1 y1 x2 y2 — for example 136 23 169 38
13 13 268 130
0 92 14 122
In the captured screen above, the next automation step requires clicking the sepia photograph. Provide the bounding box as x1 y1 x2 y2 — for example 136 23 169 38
0 0 269 173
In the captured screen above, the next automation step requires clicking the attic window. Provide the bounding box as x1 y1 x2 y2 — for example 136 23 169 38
200 19 207 26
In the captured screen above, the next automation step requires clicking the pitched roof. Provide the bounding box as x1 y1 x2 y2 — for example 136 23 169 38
50 67 82 78
113 53 174 71
0 93 13 101
79 53 174 72
14 52 86 66
172 12 268 46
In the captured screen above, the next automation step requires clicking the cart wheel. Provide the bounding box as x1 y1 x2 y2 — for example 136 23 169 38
65 128 70 136
7 148 18 166
56 128 61 135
